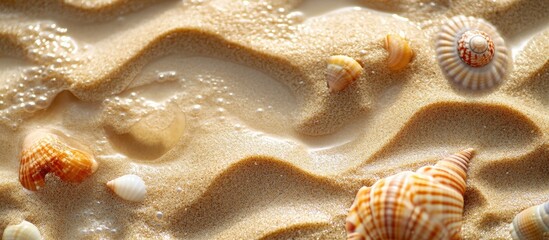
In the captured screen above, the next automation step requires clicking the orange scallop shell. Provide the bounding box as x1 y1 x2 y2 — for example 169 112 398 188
19 129 98 191
346 148 475 240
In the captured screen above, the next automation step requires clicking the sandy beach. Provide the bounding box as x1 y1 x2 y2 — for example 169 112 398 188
0 0 548 239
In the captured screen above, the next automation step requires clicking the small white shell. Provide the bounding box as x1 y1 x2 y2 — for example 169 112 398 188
436 15 509 90
326 55 363 92
2 220 41 240
106 174 146 202
510 201 549 239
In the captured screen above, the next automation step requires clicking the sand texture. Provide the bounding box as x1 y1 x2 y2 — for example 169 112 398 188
0 0 548 239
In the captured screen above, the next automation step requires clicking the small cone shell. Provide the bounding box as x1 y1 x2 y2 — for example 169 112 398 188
19 129 98 191
510 201 549 240
2 220 42 240
326 55 363 92
346 148 475 240
385 34 414 71
107 174 147 202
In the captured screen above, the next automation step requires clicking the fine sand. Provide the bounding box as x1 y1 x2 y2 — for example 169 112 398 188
0 0 548 239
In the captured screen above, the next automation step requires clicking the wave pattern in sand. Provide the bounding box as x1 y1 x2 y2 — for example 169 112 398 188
0 0 548 239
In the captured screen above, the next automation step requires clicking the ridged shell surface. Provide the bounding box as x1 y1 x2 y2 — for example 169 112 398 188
326 55 363 92
510 201 549 240
2 220 42 240
107 174 147 202
385 34 414 71
346 148 475 240
436 16 509 90
19 129 98 191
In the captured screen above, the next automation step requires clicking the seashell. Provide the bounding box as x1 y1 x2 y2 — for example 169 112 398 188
106 102 186 160
106 174 147 202
2 220 41 240
384 34 414 71
19 129 98 191
510 201 549 240
326 55 363 92
436 16 509 90
126 102 186 152
346 148 475 240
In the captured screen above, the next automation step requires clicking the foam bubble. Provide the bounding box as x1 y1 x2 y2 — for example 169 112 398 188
0 21 85 128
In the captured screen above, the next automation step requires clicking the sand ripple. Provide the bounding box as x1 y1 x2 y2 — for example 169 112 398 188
168 157 349 239
1 1 549 239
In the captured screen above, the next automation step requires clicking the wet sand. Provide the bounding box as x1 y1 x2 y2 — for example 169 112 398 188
0 0 548 239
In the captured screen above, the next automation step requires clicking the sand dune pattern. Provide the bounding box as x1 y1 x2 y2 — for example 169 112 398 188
0 0 548 239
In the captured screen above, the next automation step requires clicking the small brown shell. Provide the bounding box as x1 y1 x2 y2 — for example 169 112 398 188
326 55 363 92
385 34 414 71
19 129 98 191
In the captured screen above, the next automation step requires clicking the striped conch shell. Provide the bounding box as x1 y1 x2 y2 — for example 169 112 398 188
436 16 509 91
510 201 549 240
2 220 41 240
107 174 147 202
326 55 363 92
19 129 98 191
385 34 414 71
346 148 475 240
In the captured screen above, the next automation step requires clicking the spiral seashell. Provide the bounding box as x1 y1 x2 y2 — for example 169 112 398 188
107 174 147 202
346 148 475 240
2 220 41 240
510 201 549 240
384 34 414 71
436 16 509 90
326 55 363 92
19 129 98 191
